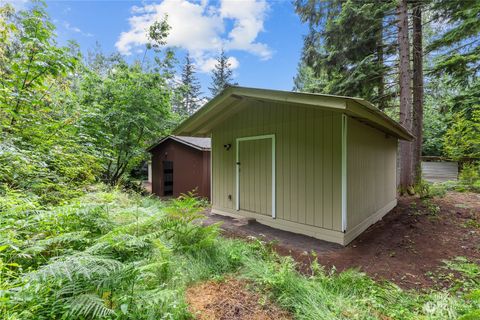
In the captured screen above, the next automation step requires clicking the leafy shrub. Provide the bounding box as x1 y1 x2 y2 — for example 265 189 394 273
415 179 447 198
458 162 480 192
0 187 40 215
2 189 479 319
459 310 480 320
160 192 220 253
0 199 114 275
1 189 229 319
444 105 480 161
0 136 99 206
421 198 441 216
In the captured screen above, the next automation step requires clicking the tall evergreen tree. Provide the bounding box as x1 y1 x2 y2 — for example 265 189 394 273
397 0 413 191
209 49 236 97
294 0 480 191
429 0 479 162
294 0 415 191
412 1 424 184
294 0 397 109
293 62 327 93
293 26 330 93
177 53 202 115
428 0 480 84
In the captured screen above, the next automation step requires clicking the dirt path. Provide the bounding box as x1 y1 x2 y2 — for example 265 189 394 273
205 192 480 289
320 192 480 289
186 278 292 320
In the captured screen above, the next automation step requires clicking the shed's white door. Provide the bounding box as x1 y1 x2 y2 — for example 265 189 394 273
237 137 272 216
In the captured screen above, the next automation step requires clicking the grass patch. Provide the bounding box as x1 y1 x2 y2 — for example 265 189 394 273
428 257 480 294
1 186 479 319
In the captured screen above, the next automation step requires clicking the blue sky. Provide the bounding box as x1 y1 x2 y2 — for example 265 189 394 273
14 0 308 95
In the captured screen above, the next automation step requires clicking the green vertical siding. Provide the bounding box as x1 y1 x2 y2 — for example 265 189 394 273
305 108 315 226
347 117 397 229
322 114 333 229
211 100 343 232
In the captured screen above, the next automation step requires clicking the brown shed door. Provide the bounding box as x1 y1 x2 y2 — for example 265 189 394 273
238 138 272 216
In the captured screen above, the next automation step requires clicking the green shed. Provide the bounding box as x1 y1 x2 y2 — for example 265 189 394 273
174 86 413 245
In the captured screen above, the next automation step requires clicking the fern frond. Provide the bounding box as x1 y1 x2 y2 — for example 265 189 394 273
34 231 90 248
29 252 123 282
68 293 115 319
85 242 112 255
57 279 91 297
93 263 138 291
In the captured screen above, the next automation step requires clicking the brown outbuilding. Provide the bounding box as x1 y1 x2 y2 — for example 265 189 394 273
147 136 211 199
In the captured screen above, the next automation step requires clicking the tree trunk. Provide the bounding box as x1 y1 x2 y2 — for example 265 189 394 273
412 2 424 184
397 0 413 193
377 14 386 110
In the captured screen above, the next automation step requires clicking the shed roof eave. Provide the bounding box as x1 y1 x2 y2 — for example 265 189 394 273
230 86 348 111
147 135 211 152
347 99 414 141
173 87 347 136
173 86 414 141
173 87 237 136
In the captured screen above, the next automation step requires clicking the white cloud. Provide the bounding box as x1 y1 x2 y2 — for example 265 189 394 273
220 0 271 60
63 21 93 37
117 0 223 57
197 56 239 73
115 0 270 73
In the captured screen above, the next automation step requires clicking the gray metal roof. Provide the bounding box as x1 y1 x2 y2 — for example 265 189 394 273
147 135 211 152
172 136 211 150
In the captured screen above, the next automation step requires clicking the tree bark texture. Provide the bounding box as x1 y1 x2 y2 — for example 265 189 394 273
412 2 424 184
377 14 386 110
397 0 413 191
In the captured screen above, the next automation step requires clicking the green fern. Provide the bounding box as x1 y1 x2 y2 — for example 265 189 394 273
24 231 91 254
4 188 479 320
30 252 124 282
68 293 115 318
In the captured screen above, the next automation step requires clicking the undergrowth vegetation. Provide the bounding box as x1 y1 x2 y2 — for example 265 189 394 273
1 2 478 319
457 163 480 193
1 187 479 319
414 162 480 200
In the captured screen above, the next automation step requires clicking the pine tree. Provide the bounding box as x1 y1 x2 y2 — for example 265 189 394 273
412 1 424 184
294 0 398 109
428 0 480 84
293 26 329 93
209 49 236 97
177 53 202 115
293 0 480 191
397 0 413 192
293 62 328 93
294 0 417 191
429 0 479 162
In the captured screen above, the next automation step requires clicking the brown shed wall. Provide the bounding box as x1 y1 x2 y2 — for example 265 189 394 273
151 139 210 199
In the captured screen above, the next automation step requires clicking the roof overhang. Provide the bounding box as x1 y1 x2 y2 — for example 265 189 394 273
147 135 211 152
173 86 414 141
